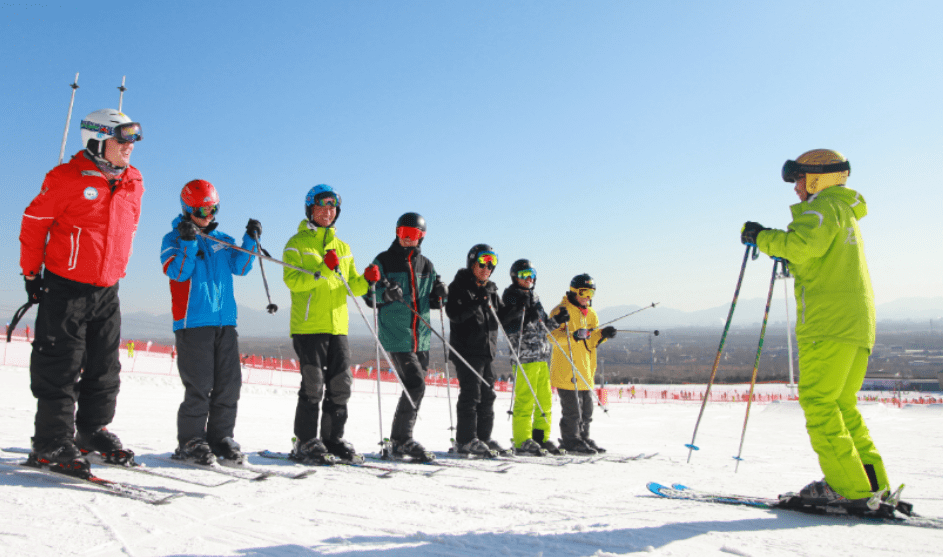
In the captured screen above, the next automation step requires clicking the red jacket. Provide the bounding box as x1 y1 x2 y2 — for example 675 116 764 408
19 151 144 287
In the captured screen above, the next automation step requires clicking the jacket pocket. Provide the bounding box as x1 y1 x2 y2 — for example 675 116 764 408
68 227 83 270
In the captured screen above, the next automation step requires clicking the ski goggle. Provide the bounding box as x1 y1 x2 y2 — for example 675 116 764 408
191 204 219 218
396 226 425 242
476 251 498 268
516 269 536 281
311 195 339 207
571 286 595 299
781 159 850 183
114 122 143 144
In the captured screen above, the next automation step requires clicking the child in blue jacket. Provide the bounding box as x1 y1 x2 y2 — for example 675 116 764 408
160 179 260 465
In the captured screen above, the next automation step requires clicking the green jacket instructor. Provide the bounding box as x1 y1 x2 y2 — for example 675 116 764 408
742 149 889 501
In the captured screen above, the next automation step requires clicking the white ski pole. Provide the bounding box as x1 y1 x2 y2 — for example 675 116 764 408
58 73 80 165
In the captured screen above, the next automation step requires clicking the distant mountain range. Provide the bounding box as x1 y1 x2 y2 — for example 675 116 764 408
119 296 943 341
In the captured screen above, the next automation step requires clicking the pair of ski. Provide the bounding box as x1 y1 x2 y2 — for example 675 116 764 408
2 446 315 504
647 482 943 530
1 450 181 505
257 449 438 478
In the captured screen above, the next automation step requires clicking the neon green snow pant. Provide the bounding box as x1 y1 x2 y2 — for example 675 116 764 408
512 361 552 447
798 340 889 499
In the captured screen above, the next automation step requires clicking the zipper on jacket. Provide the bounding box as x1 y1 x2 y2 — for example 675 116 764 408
305 293 312 321
408 252 418 352
800 286 806 324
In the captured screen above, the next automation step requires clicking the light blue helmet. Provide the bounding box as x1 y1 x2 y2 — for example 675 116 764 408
304 184 341 226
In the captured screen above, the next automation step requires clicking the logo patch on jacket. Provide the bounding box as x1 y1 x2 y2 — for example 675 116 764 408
83 187 98 200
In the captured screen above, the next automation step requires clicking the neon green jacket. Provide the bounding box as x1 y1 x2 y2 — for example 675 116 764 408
756 186 875 348
283 220 369 336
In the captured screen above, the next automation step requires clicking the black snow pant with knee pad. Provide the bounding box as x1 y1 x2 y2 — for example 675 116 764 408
292 334 352 444
388 351 429 443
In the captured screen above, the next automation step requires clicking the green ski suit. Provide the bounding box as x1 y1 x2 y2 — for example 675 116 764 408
756 186 888 499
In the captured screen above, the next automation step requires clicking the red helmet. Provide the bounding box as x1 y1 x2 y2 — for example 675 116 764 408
180 180 220 217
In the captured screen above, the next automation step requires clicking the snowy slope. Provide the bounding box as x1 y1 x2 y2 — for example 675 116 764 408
1 361 942 556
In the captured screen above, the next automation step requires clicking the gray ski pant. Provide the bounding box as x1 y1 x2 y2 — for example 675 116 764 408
174 326 242 447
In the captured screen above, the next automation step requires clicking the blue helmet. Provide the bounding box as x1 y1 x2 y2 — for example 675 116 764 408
304 184 341 226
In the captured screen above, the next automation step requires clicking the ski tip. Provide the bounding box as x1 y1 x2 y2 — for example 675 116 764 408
684 444 699 451
732 456 744 461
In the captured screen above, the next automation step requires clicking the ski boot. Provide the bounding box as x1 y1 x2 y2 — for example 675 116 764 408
212 437 247 466
514 439 548 457
290 437 337 465
483 438 513 457
779 479 884 516
76 427 135 465
537 438 566 456
559 437 597 455
456 438 497 458
173 437 217 465
390 438 435 462
27 437 91 477
533 430 565 455
582 437 606 454
325 438 364 464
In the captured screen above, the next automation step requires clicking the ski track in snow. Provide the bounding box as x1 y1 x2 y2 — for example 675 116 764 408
1 361 942 556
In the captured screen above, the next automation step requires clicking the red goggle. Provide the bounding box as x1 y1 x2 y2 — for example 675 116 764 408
396 226 425 242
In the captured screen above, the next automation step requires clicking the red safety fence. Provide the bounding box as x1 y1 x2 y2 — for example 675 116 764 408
2 329 937 405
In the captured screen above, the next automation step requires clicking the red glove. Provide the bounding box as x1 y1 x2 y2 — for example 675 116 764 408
363 264 381 283
324 249 340 271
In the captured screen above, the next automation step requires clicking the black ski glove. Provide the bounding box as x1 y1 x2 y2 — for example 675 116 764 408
741 221 769 246
25 276 44 304
601 326 617 340
246 218 262 238
429 280 447 308
382 280 404 303
552 307 570 326
177 219 198 242
572 328 591 341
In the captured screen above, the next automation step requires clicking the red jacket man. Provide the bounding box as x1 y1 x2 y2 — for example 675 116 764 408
19 108 144 469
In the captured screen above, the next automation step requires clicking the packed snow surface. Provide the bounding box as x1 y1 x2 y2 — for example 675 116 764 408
1 361 941 556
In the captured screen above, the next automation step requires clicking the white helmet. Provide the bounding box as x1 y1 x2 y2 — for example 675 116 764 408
80 109 142 157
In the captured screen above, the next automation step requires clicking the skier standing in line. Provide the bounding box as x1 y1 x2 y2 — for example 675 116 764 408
741 149 889 508
160 179 260 465
445 244 510 456
500 259 569 455
19 109 144 469
283 184 380 463
363 212 448 459
548 274 617 454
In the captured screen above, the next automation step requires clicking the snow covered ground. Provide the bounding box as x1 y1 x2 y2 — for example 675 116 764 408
1 356 942 556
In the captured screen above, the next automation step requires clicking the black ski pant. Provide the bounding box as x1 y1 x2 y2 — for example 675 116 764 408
453 354 496 445
292 334 352 444
174 326 242 448
30 271 121 443
389 351 428 443
558 389 594 443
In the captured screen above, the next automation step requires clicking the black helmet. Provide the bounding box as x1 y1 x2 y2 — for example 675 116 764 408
396 212 426 232
510 259 536 285
570 273 595 290
466 243 497 270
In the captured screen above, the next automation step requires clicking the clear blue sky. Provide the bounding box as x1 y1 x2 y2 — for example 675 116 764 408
2 1 940 323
